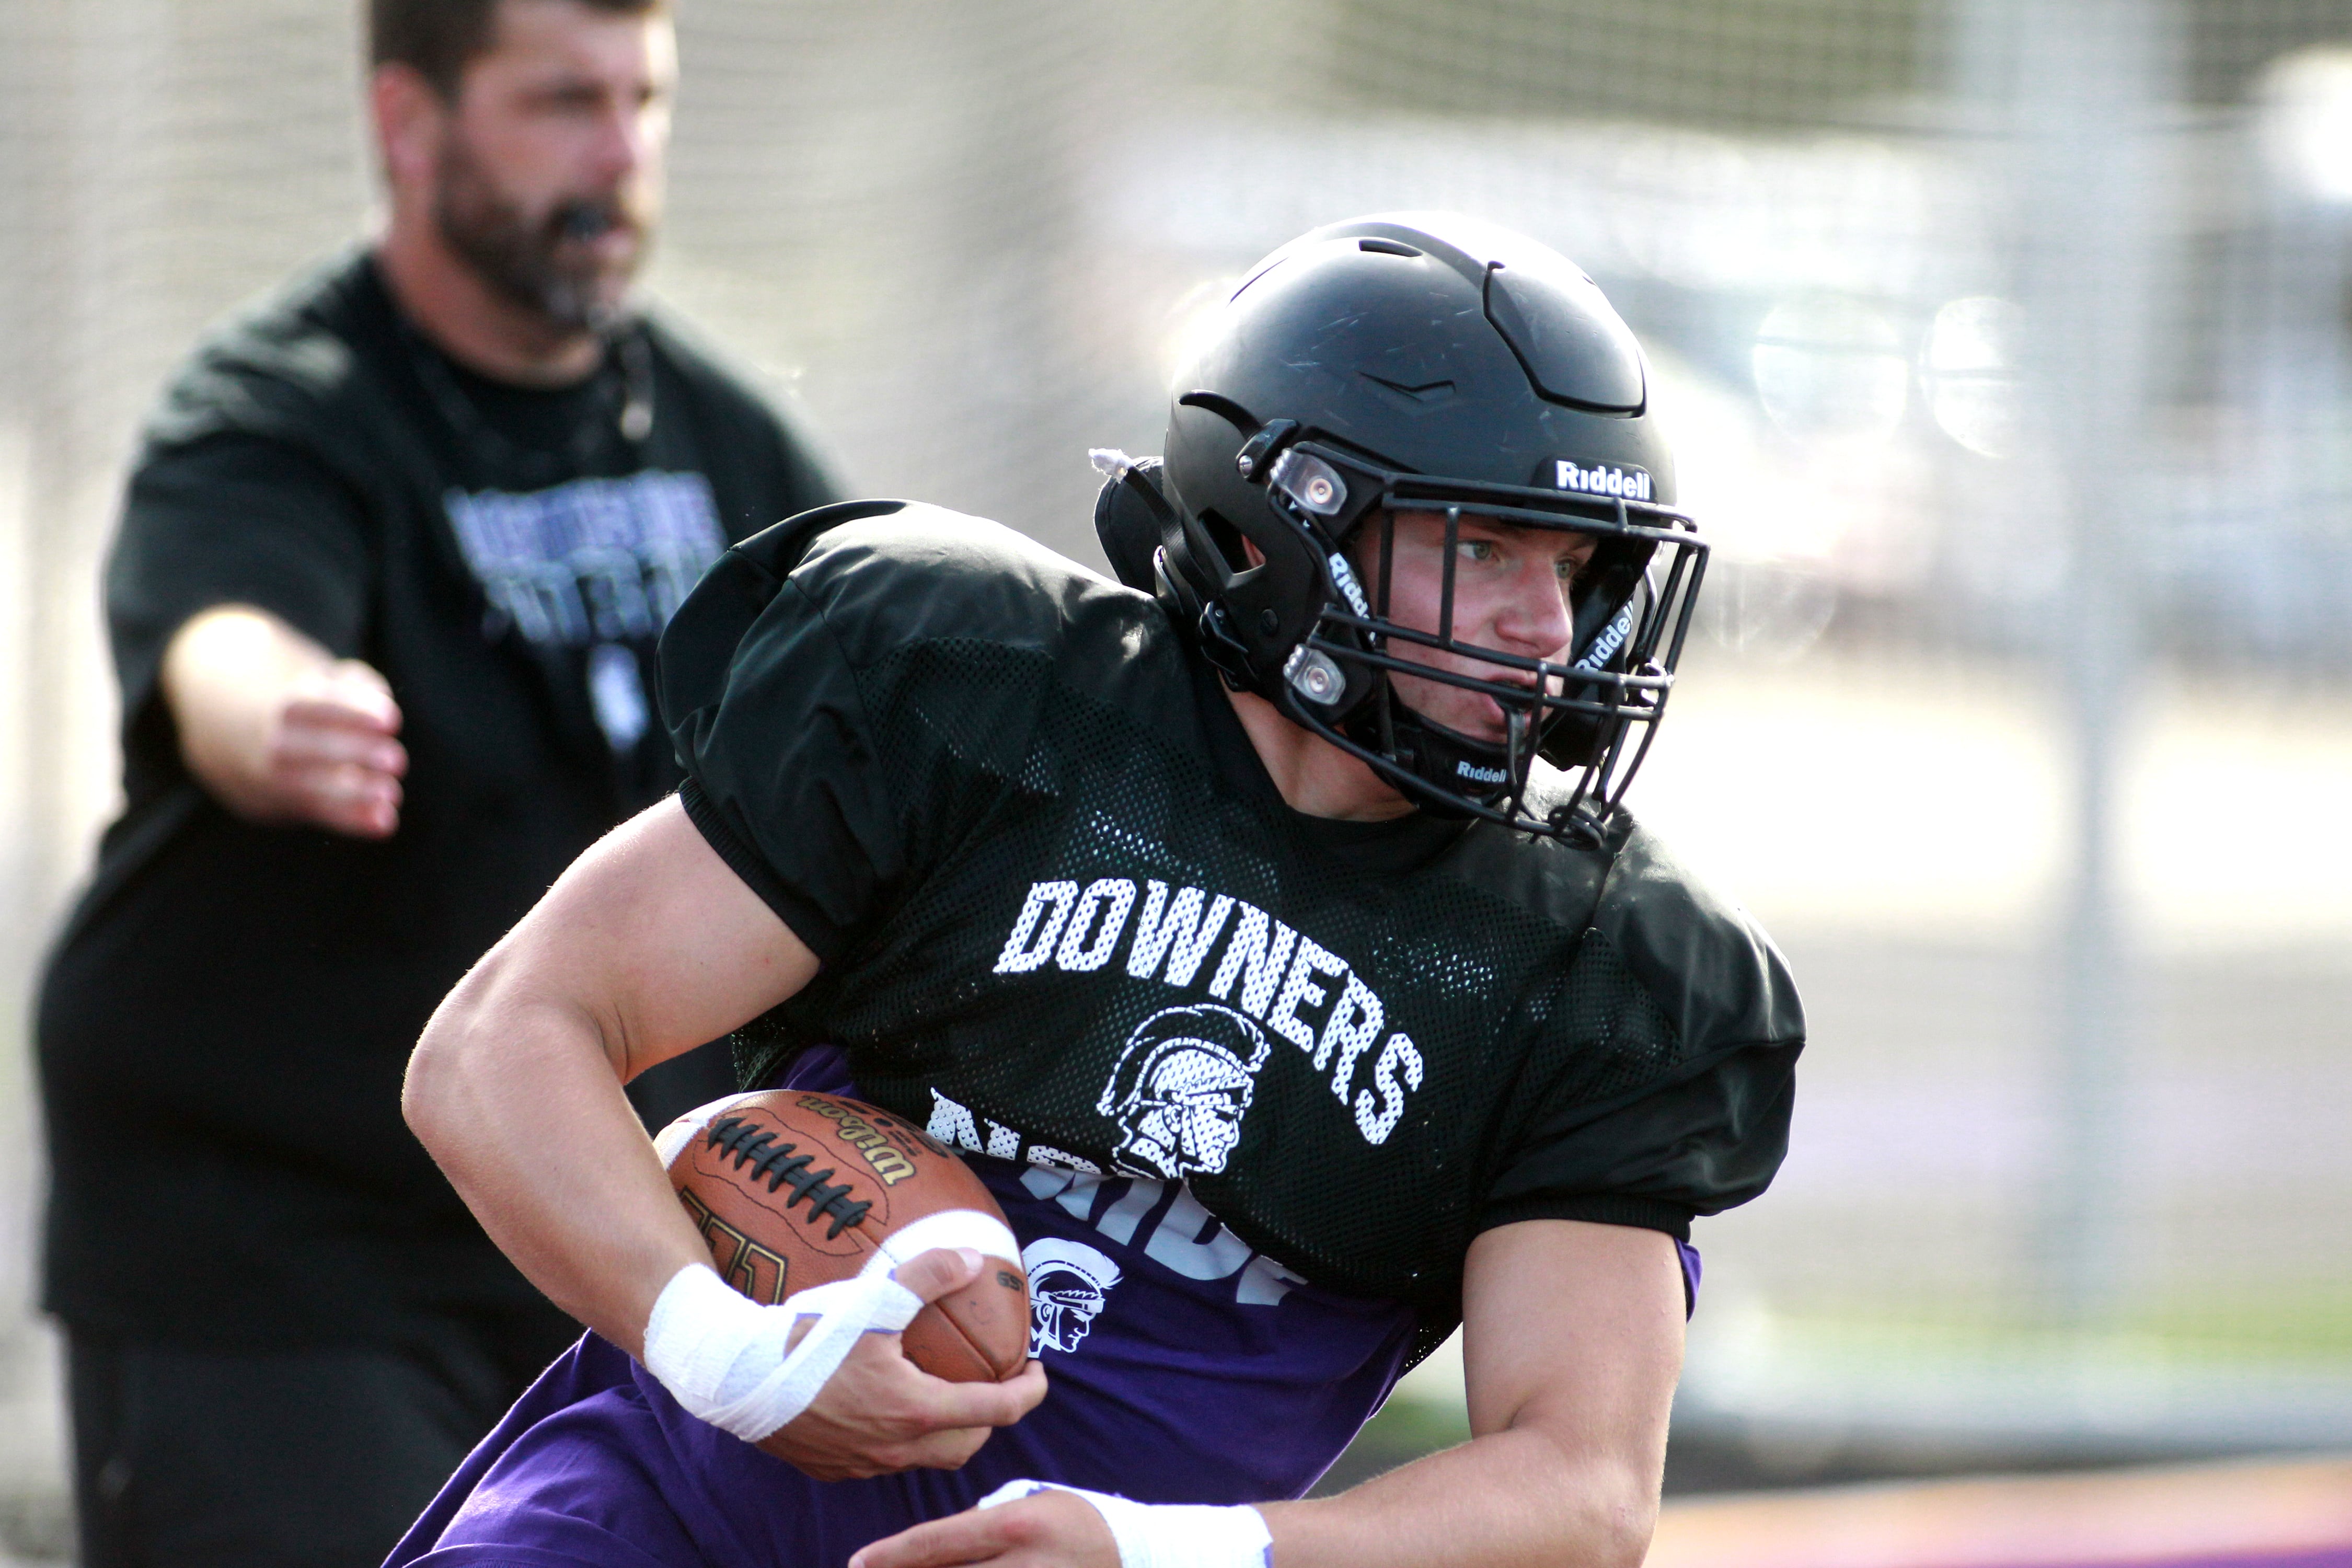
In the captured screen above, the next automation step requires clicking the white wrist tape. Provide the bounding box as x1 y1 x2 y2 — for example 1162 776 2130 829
641 1262 923 1443
979 1479 1272 1568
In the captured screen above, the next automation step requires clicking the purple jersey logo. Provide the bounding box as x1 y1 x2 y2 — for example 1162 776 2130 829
1022 1238 1123 1355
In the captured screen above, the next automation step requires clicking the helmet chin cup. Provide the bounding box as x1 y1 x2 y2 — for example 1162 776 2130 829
1335 686 1528 817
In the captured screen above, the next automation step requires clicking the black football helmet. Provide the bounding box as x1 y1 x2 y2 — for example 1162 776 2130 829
1112 211 1708 841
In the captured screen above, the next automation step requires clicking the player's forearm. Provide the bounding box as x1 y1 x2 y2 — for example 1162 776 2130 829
411 799 821 1357
405 960 708 1357
871 1427 1659 1568
1258 1425 1658 1568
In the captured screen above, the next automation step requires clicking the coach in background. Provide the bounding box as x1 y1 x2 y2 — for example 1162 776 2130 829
33 1 837 1562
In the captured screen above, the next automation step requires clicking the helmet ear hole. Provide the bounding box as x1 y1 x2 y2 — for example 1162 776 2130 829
1194 509 1250 576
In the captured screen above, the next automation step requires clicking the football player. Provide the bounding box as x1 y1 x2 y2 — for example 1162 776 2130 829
395 212 1802 1568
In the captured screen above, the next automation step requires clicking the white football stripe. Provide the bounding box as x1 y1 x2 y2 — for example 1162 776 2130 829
651 1091 764 1167
859 1209 1023 1277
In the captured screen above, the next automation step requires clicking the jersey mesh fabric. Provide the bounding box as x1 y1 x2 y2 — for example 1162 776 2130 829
1521 930 1681 1105
734 633 1681 1301
674 510 1796 1339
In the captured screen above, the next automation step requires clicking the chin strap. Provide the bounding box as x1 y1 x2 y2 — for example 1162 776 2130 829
979 1479 1272 1568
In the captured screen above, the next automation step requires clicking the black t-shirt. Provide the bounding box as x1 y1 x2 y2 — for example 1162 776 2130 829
37 250 837 1346
664 502 1802 1325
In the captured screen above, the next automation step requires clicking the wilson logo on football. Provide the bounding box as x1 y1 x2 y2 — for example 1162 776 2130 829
795 1093 923 1185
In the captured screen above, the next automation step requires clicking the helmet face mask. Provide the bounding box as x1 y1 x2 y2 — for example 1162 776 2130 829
1229 431 1704 836
1148 213 1709 840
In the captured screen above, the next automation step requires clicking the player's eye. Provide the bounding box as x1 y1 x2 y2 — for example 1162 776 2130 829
1455 537 1496 563
538 82 605 114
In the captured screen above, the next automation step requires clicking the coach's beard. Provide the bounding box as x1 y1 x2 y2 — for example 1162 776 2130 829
433 145 648 335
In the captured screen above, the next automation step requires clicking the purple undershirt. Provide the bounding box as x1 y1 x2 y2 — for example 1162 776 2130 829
386 1048 1433 1568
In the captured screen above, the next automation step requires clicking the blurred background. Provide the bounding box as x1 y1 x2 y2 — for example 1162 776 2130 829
2 0 2349 1561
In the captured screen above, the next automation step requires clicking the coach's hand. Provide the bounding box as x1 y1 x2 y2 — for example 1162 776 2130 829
849 1488 1117 1568
758 1248 1048 1482
258 659 407 835
164 605 407 838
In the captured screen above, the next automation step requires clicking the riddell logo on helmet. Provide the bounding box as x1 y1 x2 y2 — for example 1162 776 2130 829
1574 602 1637 673
1552 459 1651 501
1455 760 1508 785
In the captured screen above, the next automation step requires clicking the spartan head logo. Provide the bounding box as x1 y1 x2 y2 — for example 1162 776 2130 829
1023 1237 1122 1356
1094 1002 1271 1181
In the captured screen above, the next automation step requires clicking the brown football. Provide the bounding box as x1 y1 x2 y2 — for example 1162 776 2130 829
654 1090 1030 1386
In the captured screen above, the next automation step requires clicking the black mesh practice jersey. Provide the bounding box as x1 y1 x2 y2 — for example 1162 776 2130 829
662 501 1802 1324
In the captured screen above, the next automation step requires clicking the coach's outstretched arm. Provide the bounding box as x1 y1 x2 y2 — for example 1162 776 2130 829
163 604 408 837
403 796 1048 1477
852 1215 1682 1568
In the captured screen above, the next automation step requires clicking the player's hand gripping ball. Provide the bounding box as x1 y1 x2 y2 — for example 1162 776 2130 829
654 1091 1030 1382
